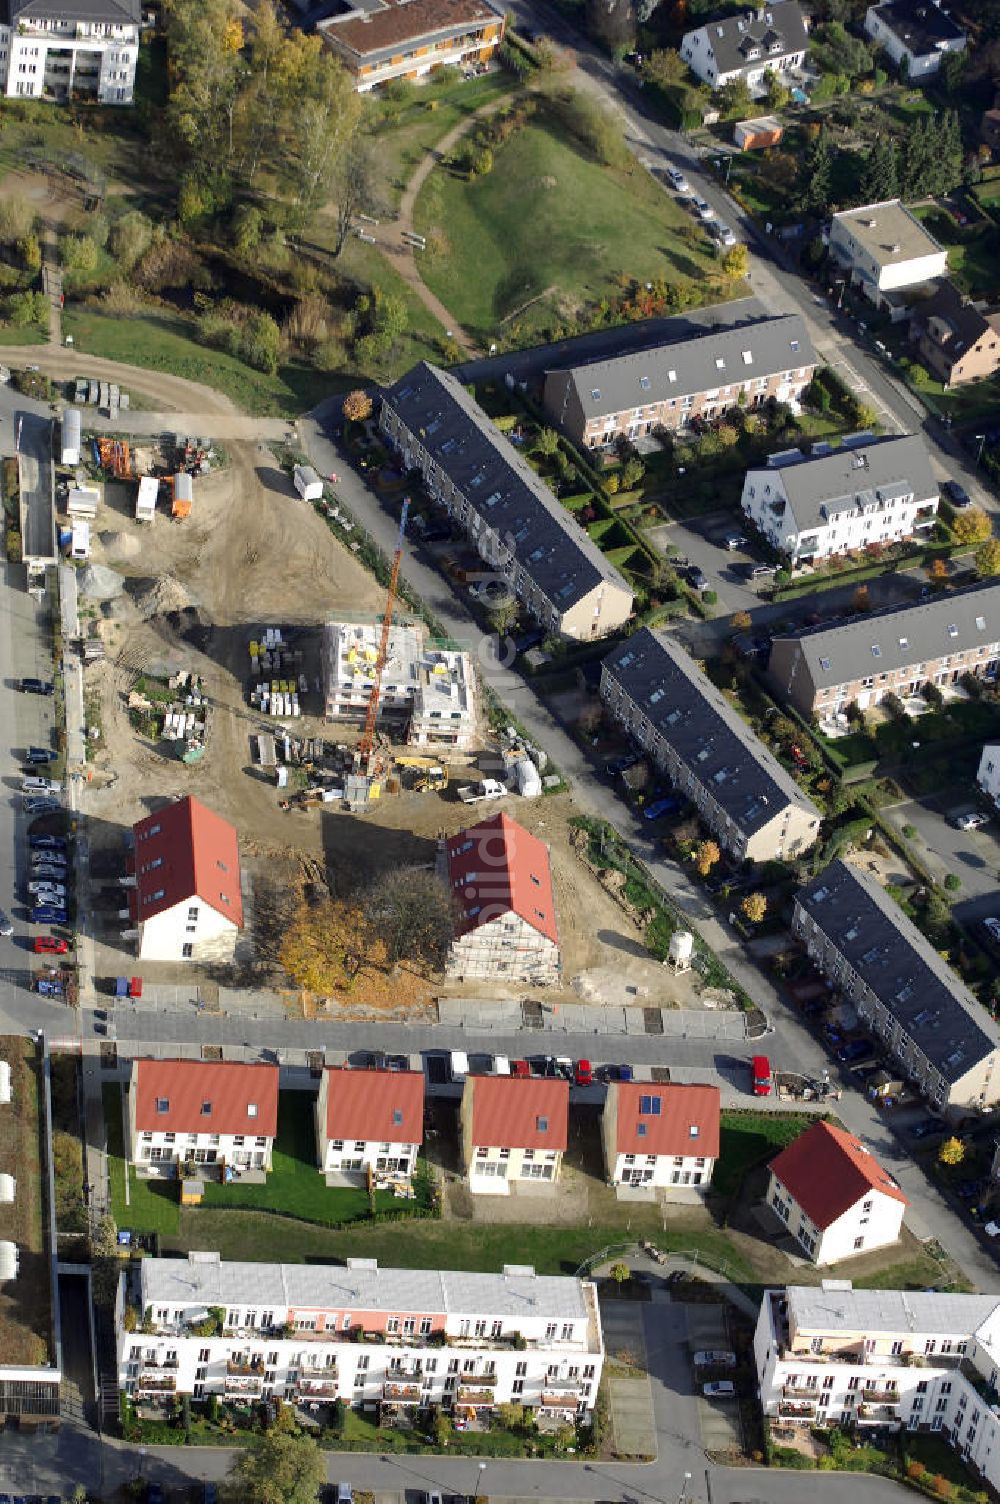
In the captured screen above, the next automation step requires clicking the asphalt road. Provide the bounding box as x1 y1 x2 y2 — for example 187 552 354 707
17 407 57 563
883 796 1000 908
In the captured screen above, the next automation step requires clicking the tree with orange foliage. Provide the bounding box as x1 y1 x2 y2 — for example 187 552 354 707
343 389 373 424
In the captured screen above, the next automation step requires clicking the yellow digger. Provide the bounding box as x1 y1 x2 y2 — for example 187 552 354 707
394 755 448 792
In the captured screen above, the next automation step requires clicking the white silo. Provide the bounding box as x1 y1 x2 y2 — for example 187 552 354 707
667 930 694 973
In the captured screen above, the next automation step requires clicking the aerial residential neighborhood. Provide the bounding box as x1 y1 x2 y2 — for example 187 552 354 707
6 0 1000 1501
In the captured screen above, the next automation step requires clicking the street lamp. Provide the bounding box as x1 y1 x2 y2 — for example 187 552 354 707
976 433 987 467
472 1461 487 1504
676 1471 693 1504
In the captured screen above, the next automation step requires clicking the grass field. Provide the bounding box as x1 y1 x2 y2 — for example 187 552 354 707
0 1040 52 1365
713 1111 814 1201
413 105 724 343
0 324 46 346
367 72 514 210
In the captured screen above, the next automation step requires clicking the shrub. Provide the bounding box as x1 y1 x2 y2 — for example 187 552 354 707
944 873 961 892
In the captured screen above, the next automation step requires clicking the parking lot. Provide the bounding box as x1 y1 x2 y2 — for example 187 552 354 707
884 796 1000 914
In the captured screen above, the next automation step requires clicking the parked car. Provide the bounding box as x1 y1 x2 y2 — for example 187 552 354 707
694 1350 737 1368
711 221 737 246
0 909 12 938
743 563 777 581
644 794 683 821
703 1380 736 1398
33 936 68 955
665 164 689 193
943 480 972 509
19 678 54 696
31 907 67 924
575 1059 594 1086
605 752 640 777
692 196 714 221
837 1038 875 1064
951 811 989 831
336 1485 352 1504
24 747 53 765
686 566 708 591
513 627 545 655
981 917 1000 943
31 867 67 884
22 777 60 796
30 835 67 852
31 850 67 867
27 881 67 899
910 1118 945 1140
724 532 747 551
24 798 60 815
511 1059 530 1077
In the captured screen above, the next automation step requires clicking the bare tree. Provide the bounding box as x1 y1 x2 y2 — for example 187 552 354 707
363 867 455 969
333 141 381 259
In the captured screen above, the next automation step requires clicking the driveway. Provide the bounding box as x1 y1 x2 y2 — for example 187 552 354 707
883 797 1000 907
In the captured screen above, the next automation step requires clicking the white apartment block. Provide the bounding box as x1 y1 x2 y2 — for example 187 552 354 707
766 1120 907 1265
756 1283 1000 1492
741 433 938 565
119 1252 604 1425
128 1060 279 1176
1 0 139 104
315 1067 424 1186
321 621 476 749
827 201 948 313
460 1077 568 1196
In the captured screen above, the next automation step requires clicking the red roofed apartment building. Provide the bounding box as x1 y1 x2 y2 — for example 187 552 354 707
602 1082 720 1201
767 1120 908 1265
129 796 243 963
444 812 559 985
128 1059 279 1176
318 0 505 95
315 1067 425 1187
461 1076 568 1195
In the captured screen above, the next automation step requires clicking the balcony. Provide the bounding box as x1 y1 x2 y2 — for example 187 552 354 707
142 1358 179 1371
298 1377 340 1398
137 1375 176 1393
783 1382 821 1397
226 1358 264 1376
541 1391 582 1409
862 1388 900 1403
454 1373 497 1389
457 1388 496 1407
224 1375 264 1395
779 1400 817 1418
540 1376 583 1392
382 1382 421 1403
858 1402 900 1422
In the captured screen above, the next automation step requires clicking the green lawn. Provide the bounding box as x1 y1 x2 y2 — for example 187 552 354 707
61 308 334 418
104 1081 181 1236
412 105 724 343
367 72 514 210
713 1111 814 1201
0 324 46 346
904 1433 984 1496
911 206 1000 303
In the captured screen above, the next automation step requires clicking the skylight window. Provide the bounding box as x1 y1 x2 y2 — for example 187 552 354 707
741 350 753 365
819 656 831 672
247 1103 258 1118
790 339 800 352
977 616 987 631
689 1124 700 1138
639 376 651 391
639 1094 661 1117
536 1116 549 1133
715 357 726 370
948 624 958 637
899 636 908 649
668 370 677 383
637 1122 647 1137
591 388 602 401
871 644 881 658
156 1098 170 1114
200 1101 212 1116
392 1109 404 1127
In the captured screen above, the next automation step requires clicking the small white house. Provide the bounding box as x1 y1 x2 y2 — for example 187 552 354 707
767 1119 908 1265
864 0 966 78
461 1076 568 1195
601 1082 720 1199
135 476 158 523
978 743 1000 806
680 1 809 91
315 1067 424 1185
128 795 243 963
294 464 324 502
129 1059 279 1174
60 408 81 467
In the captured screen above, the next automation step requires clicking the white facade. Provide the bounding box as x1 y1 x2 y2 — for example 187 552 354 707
322 621 476 750
466 1143 563 1195
119 1253 603 1424
977 743 1000 806
136 899 238 964
741 447 938 564
606 1148 714 1191
680 24 805 89
864 4 966 77
766 1170 905 1265
318 1132 418 1178
756 1284 1000 1493
445 910 559 986
131 1125 273 1173
0 18 138 103
828 201 948 308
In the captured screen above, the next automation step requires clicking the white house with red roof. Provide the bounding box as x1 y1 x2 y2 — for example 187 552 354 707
460 1076 568 1195
602 1081 720 1200
443 812 559 985
128 796 243 963
315 1067 425 1187
128 1059 279 1176
767 1119 908 1265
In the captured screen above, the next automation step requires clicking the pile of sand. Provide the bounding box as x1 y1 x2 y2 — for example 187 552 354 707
99 530 143 561
128 575 194 618
78 563 125 601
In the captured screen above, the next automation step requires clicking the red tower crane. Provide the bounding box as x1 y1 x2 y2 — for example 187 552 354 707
356 496 410 773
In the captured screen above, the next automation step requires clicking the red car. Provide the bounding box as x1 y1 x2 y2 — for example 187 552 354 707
575 1059 594 1086
34 936 69 955
512 1059 530 1078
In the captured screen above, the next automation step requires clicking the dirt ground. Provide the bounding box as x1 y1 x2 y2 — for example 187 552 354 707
0 168 82 230
77 442 678 1008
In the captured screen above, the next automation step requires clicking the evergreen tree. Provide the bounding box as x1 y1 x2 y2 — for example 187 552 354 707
859 137 898 203
799 127 833 214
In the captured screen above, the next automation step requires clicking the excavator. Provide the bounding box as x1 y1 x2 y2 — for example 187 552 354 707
394 755 448 792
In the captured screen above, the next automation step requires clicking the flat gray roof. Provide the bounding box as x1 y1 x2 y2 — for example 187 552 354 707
796 859 1000 1082
787 1284 999 1337
547 314 815 423
751 432 937 534
141 1254 591 1321
383 363 631 614
770 579 1000 689
831 200 945 270
603 628 821 838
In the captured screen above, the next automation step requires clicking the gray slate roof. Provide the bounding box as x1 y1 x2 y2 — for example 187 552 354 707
8 0 139 23
141 1253 591 1322
547 314 815 424
602 628 821 838
867 0 966 54
796 859 1000 1084
690 1 809 73
383 363 632 614
787 1284 1000 1338
770 579 1000 689
750 433 937 534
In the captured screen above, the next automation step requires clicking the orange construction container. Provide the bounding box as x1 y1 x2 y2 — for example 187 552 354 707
171 471 193 519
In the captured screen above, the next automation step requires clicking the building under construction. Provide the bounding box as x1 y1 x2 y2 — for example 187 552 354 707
321 621 477 750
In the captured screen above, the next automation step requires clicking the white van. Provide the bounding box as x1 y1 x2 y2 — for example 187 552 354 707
22 777 60 795
449 1050 469 1082
493 1054 511 1075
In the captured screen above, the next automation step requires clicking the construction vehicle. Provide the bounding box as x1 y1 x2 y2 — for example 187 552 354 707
395 755 448 792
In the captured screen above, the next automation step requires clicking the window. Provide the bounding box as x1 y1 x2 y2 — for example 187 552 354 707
200 1102 212 1116
819 656 831 672
853 1235 864 1250
182 943 193 958
187 906 199 921
871 645 881 658
639 376 650 391
948 624 958 637
639 1094 661 1117
247 1104 258 1118
155 1098 169 1114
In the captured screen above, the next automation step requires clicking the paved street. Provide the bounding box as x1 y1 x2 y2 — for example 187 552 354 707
883 797 1000 909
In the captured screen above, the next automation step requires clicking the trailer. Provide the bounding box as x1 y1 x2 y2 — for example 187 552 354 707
70 521 91 559
60 407 82 466
135 475 158 523
172 472 193 519
293 464 324 502
66 486 100 520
